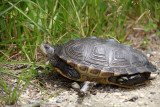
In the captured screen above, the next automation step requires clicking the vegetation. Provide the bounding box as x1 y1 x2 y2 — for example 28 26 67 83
0 0 160 105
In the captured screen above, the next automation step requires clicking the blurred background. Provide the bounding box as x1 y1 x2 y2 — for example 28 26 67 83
0 0 159 62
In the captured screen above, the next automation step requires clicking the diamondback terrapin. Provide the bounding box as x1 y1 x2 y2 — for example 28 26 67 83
40 37 157 92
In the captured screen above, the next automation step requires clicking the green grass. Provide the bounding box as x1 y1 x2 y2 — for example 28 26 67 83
0 0 160 106
0 69 30 105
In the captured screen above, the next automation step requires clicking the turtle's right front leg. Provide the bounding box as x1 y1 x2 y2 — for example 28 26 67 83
79 81 97 96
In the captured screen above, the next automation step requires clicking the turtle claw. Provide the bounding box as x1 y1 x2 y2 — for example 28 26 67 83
118 79 123 82
79 81 96 96
121 77 128 80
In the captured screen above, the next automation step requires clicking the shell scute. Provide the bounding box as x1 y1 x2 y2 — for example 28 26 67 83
90 69 101 75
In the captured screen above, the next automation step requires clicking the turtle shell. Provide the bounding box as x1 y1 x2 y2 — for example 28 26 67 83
53 37 156 87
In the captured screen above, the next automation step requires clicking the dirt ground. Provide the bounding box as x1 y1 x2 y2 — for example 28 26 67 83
0 34 160 107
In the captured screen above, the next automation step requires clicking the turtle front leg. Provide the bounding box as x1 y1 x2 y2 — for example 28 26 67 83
79 81 97 96
72 81 97 96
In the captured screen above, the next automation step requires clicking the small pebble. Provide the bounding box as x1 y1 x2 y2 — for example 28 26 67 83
56 99 62 103
128 95 138 102
146 54 151 58
71 82 80 90
113 92 121 96
139 93 145 98
150 92 156 95
84 103 91 106
115 89 120 92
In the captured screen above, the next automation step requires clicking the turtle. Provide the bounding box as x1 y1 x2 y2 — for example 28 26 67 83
40 37 157 94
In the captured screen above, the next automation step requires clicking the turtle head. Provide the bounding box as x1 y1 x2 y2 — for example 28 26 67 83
40 43 59 66
40 43 55 58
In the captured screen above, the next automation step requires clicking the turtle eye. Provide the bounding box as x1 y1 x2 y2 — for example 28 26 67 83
44 44 50 50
